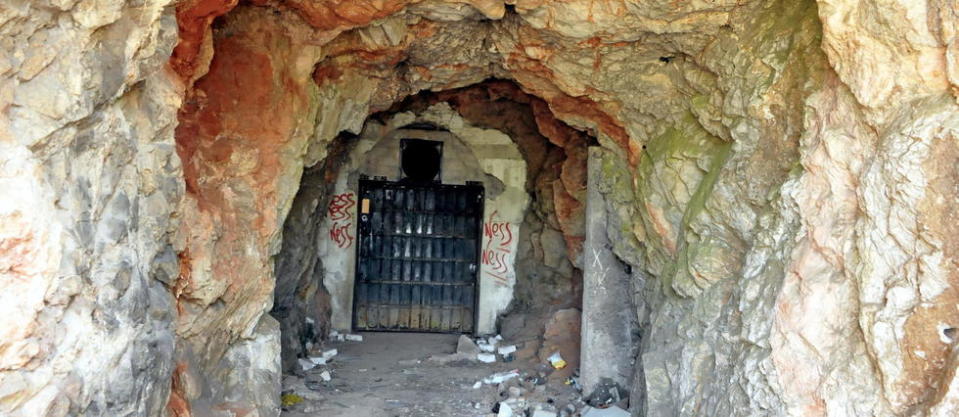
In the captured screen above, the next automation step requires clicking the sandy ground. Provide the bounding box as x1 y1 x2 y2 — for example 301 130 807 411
281 332 554 417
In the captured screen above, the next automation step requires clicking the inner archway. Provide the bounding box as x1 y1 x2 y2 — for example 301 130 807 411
271 79 591 360
267 79 609 414
6 0 958 416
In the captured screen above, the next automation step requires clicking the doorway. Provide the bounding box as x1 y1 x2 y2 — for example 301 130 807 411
352 178 484 333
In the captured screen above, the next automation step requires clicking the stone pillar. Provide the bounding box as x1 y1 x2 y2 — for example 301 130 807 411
580 147 635 398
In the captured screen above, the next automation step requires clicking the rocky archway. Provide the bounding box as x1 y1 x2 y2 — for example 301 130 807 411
168 5 618 412
271 80 595 375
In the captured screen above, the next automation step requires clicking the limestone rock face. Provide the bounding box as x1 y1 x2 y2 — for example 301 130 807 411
3 0 959 416
271 141 347 373
1 1 181 416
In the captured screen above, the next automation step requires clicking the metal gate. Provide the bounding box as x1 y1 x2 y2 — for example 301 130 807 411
352 178 484 333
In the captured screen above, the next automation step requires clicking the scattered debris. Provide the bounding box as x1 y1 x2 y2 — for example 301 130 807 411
548 351 567 370
478 353 497 363
319 370 332 382
281 392 304 407
428 334 491 363
497 401 515 417
585 379 626 408
483 370 520 385
498 344 517 355
298 358 316 371
564 374 581 390
478 335 501 352
526 375 546 386
284 332 614 417
581 405 630 417
457 334 481 356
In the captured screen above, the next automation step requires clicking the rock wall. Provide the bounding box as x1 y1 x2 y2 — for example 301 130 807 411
597 0 959 414
3 0 958 416
170 6 326 414
271 133 352 373
1 1 181 416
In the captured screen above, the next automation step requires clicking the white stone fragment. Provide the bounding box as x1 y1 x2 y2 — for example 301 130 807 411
322 349 338 360
345 334 364 342
319 370 332 382
483 370 519 385
477 353 496 363
298 359 315 371
497 402 514 417
457 335 481 355
497 345 517 355
309 356 327 365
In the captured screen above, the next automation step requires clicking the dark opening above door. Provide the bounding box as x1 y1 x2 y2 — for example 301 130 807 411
352 178 484 333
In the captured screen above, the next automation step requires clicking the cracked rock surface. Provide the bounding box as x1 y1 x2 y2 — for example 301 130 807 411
1 0 958 416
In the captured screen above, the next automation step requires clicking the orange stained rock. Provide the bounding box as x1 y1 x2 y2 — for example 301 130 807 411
283 0 415 30
167 363 193 417
896 133 959 411
171 0 239 81
545 93 629 155
312 64 343 85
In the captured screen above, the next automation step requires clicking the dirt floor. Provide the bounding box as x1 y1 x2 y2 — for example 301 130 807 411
280 332 580 417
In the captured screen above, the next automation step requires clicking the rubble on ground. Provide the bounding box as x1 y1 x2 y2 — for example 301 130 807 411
581 405 630 417
328 329 366 342
282 329 627 416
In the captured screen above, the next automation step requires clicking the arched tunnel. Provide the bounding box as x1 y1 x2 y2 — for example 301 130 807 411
2 0 959 416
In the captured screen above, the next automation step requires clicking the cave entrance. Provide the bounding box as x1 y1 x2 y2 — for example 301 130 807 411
352 178 484 333
272 81 637 406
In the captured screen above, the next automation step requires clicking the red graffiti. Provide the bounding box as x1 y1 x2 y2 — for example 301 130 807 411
328 192 356 248
483 217 513 248
328 192 356 221
330 222 354 249
482 210 513 285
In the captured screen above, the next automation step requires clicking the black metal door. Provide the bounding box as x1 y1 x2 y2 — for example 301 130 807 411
352 179 484 333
